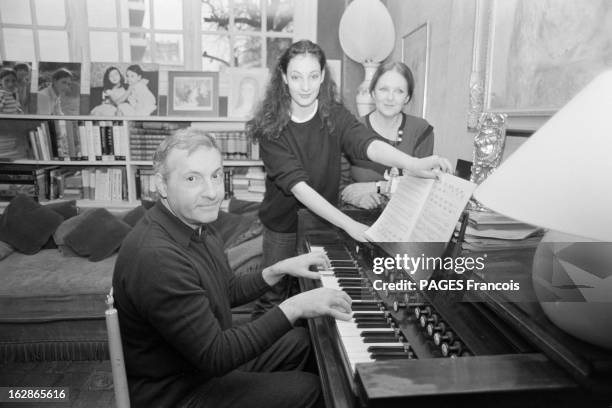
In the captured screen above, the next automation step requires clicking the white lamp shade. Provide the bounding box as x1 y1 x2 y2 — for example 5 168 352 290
474 70 612 242
338 0 395 63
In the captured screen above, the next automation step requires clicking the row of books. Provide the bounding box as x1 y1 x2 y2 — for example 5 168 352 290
129 122 187 161
28 120 130 162
210 132 260 160
0 164 126 202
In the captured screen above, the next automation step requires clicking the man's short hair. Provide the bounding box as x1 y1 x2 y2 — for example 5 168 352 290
153 127 220 179
52 68 73 82
13 63 30 72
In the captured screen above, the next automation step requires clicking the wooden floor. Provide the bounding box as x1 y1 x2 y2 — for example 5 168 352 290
0 360 116 408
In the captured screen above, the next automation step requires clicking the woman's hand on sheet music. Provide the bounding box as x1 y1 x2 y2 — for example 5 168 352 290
279 287 353 323
262 252 330 286
343 220 370 242
405 155 453 179
341 183 383 210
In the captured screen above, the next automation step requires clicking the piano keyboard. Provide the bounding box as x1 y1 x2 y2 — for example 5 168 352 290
310 243 415 373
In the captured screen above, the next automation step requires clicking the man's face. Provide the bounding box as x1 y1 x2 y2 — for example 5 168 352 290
157 146 225 227
53 77 71 95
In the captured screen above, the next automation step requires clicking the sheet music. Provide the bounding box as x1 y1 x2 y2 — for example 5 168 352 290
365 176 434 242
365 174 476 242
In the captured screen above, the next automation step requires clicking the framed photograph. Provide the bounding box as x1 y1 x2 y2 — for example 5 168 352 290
225 68 268 119
168 71 219 117
1 61 32 113
36 61 82 116
402 22 430 118
470 0 612 130
89 62 159 117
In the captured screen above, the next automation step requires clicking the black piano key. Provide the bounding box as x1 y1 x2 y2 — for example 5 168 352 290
367 346 407 352
363 336 399 343
351 303 380 311
361 330 396 337
331 261 356 267
356 322 391 328
370 353 412 361
353 312 384 318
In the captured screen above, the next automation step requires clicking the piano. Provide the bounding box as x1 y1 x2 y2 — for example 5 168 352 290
296 209 612 408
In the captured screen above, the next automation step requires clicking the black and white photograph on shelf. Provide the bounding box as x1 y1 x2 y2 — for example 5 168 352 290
167 71 219 117
35 62 81 116
89 62 159 117
0 61 32 114
226 68 268 119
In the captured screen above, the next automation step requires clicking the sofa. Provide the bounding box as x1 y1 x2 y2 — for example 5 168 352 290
0 196 263 363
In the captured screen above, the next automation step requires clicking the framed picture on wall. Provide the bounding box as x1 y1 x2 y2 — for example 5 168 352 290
401 22 430 118
167 71 219 117
470 0 612 130
225 68 268 119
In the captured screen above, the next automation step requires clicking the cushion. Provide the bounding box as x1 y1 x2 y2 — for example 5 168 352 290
64 208 132 261
0 240 15 260
53 209 97 257
122 205 147 227
0 195 64 255
46 200 78 220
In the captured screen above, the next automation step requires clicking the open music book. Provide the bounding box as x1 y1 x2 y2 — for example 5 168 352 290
365 174 476 242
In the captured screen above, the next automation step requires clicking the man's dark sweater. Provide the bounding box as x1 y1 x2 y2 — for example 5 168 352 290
112 202 293 408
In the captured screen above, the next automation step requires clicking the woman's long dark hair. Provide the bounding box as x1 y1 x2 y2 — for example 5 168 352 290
102 66 126 91
248 40 339 141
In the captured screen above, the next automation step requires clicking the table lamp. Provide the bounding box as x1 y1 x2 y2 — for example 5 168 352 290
473 71 612 349
338 0 395 116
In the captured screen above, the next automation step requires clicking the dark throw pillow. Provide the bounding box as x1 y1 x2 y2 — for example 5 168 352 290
0 195 64 255
64 208 132 262
122 205 147 227
46 200 78 220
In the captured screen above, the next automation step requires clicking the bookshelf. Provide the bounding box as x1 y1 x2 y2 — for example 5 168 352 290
0 114 264 212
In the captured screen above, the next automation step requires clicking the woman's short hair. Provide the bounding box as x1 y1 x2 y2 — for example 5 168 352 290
369 61 415 98
153 127 220 179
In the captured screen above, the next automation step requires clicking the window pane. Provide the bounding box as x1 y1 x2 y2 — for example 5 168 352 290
154 33 183 65
266 0 293 33
0 0 31 24
35 0 65 27
121 0 150 28
234 0 261 32
90 32 119 61
202 34 230 71
266 37 291 68
201 0 229 31
234 35 261 67
2 29 35 61
38 30 69 61
87 0 117 28
123 32 152 62
153 0 182 29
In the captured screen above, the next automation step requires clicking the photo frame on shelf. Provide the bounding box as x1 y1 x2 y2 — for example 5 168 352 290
1 61 33 114
89 62 159 117
225 68 268 119
469 0 612 131
167 71 219 117
36 61 82 116
401 21 430 118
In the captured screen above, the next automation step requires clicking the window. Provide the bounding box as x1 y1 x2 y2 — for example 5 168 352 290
200 0 295 70
0 0 316 69
0 0 69 62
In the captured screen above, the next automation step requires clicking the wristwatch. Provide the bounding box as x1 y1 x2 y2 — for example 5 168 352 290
375 181 381 194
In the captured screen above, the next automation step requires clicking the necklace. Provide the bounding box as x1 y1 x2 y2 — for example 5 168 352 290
370 112 404 145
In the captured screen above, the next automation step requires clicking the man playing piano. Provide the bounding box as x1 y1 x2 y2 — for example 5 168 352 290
112 128 353 408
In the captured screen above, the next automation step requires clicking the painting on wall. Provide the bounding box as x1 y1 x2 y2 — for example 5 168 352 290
402 22 430 118
226 68 268 119
472 0 612 129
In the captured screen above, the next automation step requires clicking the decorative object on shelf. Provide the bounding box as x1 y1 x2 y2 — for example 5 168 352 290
89 62 159 117
225 68 269 119
470 112 507 186
167 71 219 117
338 0 395 116
474 71 612 349
36 62 81 116
401 22 430 118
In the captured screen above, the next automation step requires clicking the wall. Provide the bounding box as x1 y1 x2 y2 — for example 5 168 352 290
386 0 528 166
